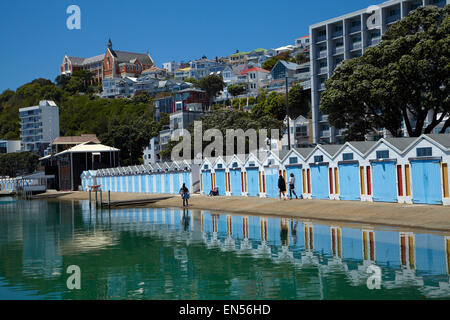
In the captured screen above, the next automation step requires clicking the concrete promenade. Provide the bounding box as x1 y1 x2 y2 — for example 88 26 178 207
33 191 450 232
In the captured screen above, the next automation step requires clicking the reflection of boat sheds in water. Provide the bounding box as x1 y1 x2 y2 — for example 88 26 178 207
78 204 450 295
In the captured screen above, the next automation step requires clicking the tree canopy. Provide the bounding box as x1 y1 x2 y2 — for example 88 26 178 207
262 51 296 71
197 74 225 107
0 152 39 177
320 5 450 140
227 83 247 98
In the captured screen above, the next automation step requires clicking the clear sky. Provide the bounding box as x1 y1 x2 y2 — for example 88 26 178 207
0 0 377 93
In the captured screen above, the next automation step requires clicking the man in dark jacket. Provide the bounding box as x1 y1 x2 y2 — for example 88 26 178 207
180 183 190 207
278 173 287 200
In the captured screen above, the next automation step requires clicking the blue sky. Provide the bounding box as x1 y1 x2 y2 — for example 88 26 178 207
0 0 377 93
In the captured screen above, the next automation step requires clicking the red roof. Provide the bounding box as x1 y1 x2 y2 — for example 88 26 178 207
296 35 310 40
240 67 270 75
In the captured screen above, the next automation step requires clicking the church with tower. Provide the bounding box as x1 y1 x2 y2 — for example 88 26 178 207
60 39 154 84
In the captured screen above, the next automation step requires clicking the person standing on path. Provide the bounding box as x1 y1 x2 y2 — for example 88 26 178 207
179 183 190 207
278 172 287 200
288 173 299 200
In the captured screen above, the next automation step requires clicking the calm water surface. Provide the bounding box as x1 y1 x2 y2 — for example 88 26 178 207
0 199 449 300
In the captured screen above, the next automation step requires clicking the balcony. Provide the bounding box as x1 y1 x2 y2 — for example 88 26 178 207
317 51 327 59
320 130 330 138
318 83 326 91
349 26 361 34
385 14 400 25
367 37 381 47
316 35 327 43
350 42 362 50
320 115 329 123
333 47 344 55
318 67 328 75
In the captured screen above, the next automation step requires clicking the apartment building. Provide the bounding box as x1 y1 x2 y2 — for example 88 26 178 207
309 0 449 144
19 100 60 156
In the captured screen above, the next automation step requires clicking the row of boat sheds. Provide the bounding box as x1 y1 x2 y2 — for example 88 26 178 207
81 160 199 196
80 133 450 206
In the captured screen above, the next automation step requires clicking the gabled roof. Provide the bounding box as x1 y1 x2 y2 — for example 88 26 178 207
54 142 119 156
110 49 154 66
346 141 377 155
275 60 300 71
294 147 315 159
240 67 270 75
52 134 100 145
318 144 342 158
383 137 418 153
424 134 450 150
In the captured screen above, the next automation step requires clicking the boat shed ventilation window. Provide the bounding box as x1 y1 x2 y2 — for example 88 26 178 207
289 157 298 164
204 165 209 170
343 153 354 161
376 150 389 159
249 162 255 167
416 147 432 157
232 162 238 168
314 155 323 163
217 164 223 169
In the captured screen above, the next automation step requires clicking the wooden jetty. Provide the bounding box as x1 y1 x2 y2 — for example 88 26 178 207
0 191 16 197
100 196 173 208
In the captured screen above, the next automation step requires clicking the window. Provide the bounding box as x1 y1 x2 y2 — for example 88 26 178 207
351 20 361 28
289 157 298 164
314 155 324 163
249 162 255 167
232 162 238 168
376 150 389 159
416 147 432 157
217 164 223 169
204 165 209 170
343 153 354 161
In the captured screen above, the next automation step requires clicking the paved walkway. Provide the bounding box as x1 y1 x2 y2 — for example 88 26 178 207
39 191 450 232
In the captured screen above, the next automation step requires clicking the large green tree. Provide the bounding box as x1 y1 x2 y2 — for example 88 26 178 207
0 152 39 177
197 74 225 108
227 83 247 98
320 5 450 139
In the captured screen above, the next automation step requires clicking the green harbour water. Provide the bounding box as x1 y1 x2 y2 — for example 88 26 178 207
0 199 449 300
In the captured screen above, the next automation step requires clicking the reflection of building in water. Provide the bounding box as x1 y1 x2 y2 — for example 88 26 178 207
384 232 424 289
255 218 271 258
347 229 377 287
222 215 236 252
72 205 450 298
301 222 319 266
420 236 450 298
321 226 348 273
22 201 63 279
239 217 252 252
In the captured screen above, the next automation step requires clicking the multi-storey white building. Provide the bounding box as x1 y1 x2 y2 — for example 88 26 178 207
310 0 449 144
19 100 60 156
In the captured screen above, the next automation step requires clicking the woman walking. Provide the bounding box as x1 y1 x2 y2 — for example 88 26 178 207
179 183 190 207
288 173 299 200
278 172 287 200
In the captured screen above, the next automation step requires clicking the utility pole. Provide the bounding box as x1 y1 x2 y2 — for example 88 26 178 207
285 76 291 151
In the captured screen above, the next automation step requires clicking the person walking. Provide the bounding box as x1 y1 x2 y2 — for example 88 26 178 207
288 173 299 200
179 183 190 207
278 172 287 200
